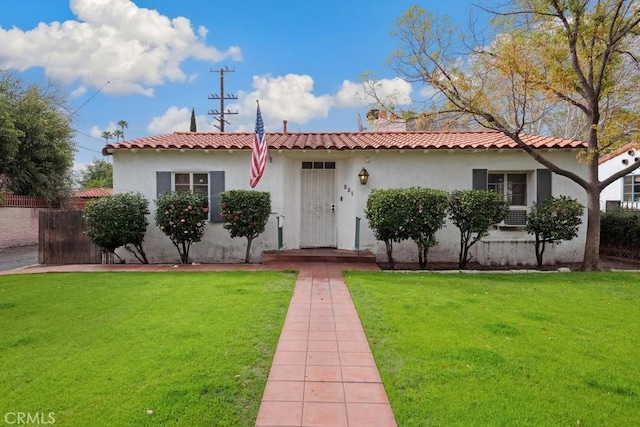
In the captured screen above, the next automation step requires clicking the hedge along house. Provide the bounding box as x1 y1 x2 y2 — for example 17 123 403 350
102 129 588 266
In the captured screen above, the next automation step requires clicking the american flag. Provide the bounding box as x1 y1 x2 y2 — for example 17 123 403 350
249 102 267 188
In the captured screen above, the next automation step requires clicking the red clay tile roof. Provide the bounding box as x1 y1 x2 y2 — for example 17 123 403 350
598 142 639 164
74 187 113 198
102 131 586 155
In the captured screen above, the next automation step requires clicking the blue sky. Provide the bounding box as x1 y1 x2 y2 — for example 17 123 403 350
0 0 484 172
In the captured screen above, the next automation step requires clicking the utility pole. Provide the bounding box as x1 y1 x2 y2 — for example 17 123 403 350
208 66 238 132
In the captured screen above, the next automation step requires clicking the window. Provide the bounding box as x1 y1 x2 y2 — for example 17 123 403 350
488 172 528 226
473 169 551 227
623 175 640 202
174 173 208 194
488 173 527 206
156 171 225 223
302 162 335 169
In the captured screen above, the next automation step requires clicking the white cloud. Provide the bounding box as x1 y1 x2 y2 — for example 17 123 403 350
89 125 102 139
419 84 441 99
145 106 219 134
147 106 190 134
89 122 118 138
251 74 334 123
360 78 414 107
141 74 415 135
229 74 334 131
334 78 413 108
72 160 89 184
0 0 241 96
228 75 414 131
334 80 370 107
70 85 87 98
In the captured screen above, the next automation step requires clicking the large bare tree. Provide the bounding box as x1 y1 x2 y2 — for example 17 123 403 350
385 0 640 271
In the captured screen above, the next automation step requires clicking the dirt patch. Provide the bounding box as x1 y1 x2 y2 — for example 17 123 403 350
598 256 640 271
379 257 640 272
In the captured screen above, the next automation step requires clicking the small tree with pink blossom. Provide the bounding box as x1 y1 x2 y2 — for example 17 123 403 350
155 191 208 264
220 190 271 263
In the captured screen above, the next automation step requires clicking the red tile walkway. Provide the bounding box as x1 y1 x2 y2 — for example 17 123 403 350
0 261 398 426
255 262 397 427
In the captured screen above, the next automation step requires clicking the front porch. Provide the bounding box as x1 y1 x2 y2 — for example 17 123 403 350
261 248 377 265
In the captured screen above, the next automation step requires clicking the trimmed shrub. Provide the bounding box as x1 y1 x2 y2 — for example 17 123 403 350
601 208 640 249
404 187 449 269
220 190 271 263
155 191 208 264
84 192 150 263
448 190 509 269
364 188 412 269
525 196 584 267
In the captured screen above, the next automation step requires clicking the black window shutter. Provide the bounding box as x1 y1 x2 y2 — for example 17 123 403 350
472 169 488 190
156 171 171 198
536 169 552 202
209 171 225 223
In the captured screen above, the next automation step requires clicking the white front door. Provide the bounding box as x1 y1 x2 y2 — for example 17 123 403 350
300 162 336 247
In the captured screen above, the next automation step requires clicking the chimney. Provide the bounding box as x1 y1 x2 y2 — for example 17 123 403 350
283 120 288 134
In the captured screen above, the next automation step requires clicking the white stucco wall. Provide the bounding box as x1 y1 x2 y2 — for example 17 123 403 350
354 149 587 265
600 155 622 210
112 147 588 266
600 153 628 210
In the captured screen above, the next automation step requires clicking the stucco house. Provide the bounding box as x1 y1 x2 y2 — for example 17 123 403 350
102 129 588 266
599 143 640 211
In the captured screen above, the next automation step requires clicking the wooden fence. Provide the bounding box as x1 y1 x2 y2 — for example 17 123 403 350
600 244 640 261
38 211 102 264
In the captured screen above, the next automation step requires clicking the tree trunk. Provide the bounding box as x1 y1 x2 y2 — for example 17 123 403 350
416 242 429 270
535 236 544 268
244 237 253 263
110 250 124 264
125 244 149 264
459 231 471 269
384 240 394 270
581 189 601 271
135 244 150 264
418 245 427 270
180 241 190 264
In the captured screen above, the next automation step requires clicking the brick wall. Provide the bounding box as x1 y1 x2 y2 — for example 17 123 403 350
0 208 43 248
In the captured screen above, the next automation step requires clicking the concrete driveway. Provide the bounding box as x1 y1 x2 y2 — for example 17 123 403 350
0 245 39 272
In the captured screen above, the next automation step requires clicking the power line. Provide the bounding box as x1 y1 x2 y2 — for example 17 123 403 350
67 80 110 117
75 144 103 154
74 128 106 143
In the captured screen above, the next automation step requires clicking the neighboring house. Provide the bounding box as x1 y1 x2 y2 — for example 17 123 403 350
598 143 640 211
369 110 410 132
70 187 113 211
103 129 588 266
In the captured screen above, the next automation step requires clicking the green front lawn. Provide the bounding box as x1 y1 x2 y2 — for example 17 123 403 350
345 272 640 426
0 271 296 426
